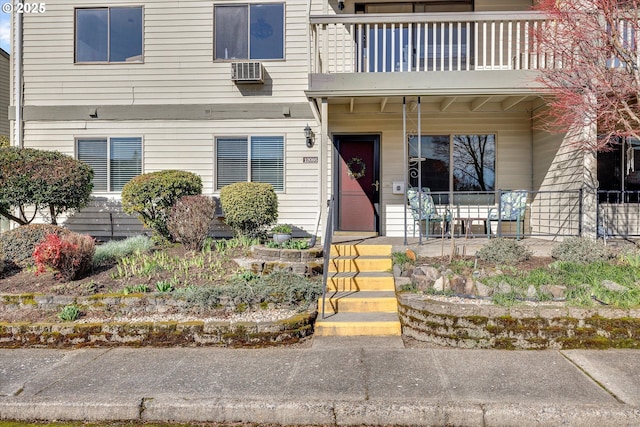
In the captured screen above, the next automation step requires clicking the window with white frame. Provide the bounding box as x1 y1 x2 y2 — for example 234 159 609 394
214 3 285 60
216 136 284 191
77 137 142 192
75 7 143 63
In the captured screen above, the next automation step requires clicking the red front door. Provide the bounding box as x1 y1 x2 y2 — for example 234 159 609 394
335 135 380 232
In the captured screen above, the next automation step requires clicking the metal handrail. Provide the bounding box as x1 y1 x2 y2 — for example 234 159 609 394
320 197 334 320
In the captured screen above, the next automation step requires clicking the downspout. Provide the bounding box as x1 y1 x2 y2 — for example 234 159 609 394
14 11 23 147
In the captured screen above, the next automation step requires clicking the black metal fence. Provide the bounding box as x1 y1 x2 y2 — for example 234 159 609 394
410 189 583 239
597 191 640 238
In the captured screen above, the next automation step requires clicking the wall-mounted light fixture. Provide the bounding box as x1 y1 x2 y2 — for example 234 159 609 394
89 108 98 119
338 0 345 10
304 124 314 148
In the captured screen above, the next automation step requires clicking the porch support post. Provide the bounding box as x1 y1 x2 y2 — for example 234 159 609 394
581 96 599 240
403 97 408 245
320 97 330 237
582 147 598 239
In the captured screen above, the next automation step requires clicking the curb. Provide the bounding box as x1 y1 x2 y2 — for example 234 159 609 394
2 398 639 426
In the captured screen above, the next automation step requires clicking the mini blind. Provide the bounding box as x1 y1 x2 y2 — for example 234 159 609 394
77 138 108 192
251 136 284 191
217 137 248 189
111 137 142 191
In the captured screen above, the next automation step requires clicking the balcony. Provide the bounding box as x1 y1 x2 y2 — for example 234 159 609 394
308 11 549 96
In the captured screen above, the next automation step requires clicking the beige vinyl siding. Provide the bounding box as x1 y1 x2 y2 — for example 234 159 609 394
23 118 321 235
475 0 534 11
21 1 311 106
531 111 584 238
328 105 533 236
0 50 9 138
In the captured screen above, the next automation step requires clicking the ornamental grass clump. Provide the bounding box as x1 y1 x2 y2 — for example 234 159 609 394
92 235 154 267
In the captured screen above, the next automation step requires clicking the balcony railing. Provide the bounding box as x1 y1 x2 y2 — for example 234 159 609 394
310 11 549 74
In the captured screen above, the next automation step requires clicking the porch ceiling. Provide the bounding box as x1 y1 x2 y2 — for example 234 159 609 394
321 94 542 114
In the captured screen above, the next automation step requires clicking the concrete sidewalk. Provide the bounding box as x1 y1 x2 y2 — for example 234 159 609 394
1 337 640 426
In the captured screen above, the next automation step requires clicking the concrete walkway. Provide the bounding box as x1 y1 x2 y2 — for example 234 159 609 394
1 337 640 426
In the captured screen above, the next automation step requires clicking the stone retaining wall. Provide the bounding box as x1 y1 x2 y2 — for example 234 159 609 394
0 312 316 348
399 294 640 349
2 293 189 315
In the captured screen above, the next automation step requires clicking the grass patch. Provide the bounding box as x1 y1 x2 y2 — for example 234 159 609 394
174 270 322 311
483 261 640 308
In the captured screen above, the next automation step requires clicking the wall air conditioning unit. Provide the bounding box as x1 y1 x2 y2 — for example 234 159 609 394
231 62 264 84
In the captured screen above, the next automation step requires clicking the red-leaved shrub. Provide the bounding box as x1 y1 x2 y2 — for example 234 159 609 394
167 195 217 251
33 233 95 281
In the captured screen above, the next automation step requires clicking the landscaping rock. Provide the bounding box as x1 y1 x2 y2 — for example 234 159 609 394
415 266 440 281
474 281 493 297
450 274 467 295
541 285 567 299
526 285 537 299
602 280 627 292
392 264 402 278
402 264 414 277
496 281 512 294
433 276 446 292
412 275 431 292
464 277 475 295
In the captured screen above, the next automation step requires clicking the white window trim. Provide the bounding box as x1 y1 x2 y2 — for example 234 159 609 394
214 135 286 192
213 2 286 62
74 6 145 64
75 136 144 195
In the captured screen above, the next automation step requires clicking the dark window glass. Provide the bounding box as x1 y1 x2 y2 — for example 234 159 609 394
408 134 495 192
215 6 248 60
75 7 143 63
249 4 284 60
110 8 143 62
453 134 495 191
76 9 108 62
408 135 450 191
215 3 284 60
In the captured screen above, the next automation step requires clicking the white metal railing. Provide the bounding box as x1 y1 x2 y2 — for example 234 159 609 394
310 11 549 73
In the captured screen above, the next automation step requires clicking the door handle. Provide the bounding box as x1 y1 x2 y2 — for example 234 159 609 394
372 180 380 192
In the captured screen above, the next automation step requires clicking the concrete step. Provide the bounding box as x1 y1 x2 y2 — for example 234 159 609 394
327 272 395 292
318 291 398 314
330 244 393 257
314 312 402 337
328 256 392 273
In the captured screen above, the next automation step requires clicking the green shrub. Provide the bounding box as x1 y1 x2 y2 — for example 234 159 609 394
0 224 71 267
58 304 81 322
219 182 278 239
93 235 153 266
477 238 532 264
551 237 615 264
0 147 93 225
0 244 4 274
121 170 202 240
33 232 95 281
167 195 217 251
